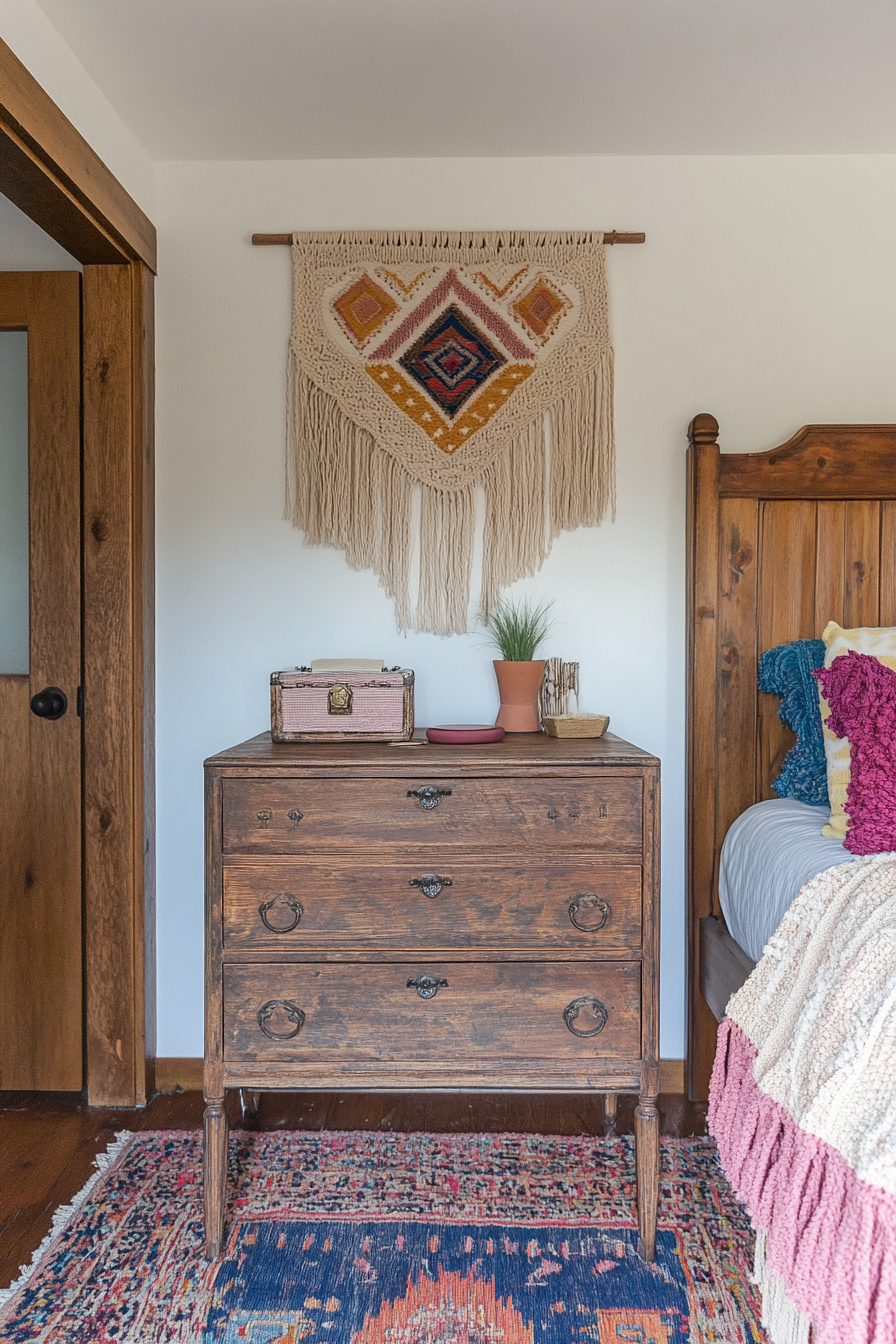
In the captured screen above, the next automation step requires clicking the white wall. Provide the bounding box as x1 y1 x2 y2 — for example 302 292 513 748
1 0 155 215
155 154 896 1059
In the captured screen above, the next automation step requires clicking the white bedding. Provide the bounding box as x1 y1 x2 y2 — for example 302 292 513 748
718 797 850 963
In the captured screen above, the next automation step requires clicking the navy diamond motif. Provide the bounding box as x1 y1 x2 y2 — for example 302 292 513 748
398 304 506 418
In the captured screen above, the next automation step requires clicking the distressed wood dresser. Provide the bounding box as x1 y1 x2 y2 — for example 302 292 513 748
203 731 660 1259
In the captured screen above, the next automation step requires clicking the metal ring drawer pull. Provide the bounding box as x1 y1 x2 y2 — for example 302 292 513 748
409 873 453 899
563 995 609 1037
257 999 305 1039
568 893 611 933
258 893 304 933
407 974 448 999
407 785 452 810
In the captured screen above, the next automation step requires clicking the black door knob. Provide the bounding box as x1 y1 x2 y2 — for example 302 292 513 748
30 687 68 720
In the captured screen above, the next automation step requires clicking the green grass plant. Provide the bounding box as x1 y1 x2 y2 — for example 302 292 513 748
484 596 555 661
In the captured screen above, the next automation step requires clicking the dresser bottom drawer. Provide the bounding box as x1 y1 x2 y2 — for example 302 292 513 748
222 960 641 1068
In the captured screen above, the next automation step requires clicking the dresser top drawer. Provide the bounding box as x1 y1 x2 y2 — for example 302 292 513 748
221 776 643 853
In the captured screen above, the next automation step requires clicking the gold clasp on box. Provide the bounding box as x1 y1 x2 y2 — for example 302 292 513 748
327 683 353 715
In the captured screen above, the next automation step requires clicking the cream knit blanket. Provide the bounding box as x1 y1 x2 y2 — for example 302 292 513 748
730 853 896 1196
710 853 896 1344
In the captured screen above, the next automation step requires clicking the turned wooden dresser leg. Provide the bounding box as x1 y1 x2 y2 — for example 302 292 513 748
634 1095 659 1261
602 1092 618 1137
203 1098 228 1260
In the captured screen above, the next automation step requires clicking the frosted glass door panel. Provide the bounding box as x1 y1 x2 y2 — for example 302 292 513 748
0 330 28 674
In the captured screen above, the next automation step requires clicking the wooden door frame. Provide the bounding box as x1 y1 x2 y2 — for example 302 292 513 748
0 37 156 1105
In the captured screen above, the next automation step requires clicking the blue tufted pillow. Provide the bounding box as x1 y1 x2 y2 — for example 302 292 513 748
758 639 828 806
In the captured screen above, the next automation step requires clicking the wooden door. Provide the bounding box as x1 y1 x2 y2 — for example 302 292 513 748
0 272 82 1089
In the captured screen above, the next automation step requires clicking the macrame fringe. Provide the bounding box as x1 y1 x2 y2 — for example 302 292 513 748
289 348 614 635
481 418 548 617
480 352 614 616
550 351 616 541
417 483 475 636
0 1130 134 1311
289 364 413 630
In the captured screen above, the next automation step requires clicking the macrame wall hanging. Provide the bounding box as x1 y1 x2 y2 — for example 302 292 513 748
287 230 615 635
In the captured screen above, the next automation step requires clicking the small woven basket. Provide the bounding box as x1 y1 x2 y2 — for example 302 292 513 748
542 713 610 739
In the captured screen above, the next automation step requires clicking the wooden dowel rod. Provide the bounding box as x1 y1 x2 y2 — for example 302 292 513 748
252 231 645 246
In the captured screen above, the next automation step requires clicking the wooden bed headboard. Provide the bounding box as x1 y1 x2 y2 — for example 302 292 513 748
686 414 896 1100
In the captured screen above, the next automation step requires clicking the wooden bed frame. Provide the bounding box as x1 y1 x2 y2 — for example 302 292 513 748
686 413 896 1101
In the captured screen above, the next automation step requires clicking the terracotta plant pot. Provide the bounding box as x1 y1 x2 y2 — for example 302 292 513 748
493 659 546 733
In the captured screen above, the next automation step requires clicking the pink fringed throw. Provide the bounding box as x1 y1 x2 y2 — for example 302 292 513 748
708 855 896 1344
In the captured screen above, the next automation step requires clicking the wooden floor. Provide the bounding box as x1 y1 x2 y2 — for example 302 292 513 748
0 1088 707 1289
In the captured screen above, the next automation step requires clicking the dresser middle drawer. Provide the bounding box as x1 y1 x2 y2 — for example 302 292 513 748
222 858 642 952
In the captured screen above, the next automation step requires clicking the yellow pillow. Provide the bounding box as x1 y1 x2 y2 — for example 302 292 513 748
819 621 896 838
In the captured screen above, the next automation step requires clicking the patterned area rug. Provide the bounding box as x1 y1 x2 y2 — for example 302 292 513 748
0 1131 765 1343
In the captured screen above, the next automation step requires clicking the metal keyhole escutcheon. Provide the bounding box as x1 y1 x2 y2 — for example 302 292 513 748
407 974 448 999
30 687 67 720
409 874 453 898
407 785 452 810
568 893 611 933
257 999 305 1039
563 995 609 1037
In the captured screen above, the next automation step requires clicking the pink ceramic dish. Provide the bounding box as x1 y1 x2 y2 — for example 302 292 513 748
425 724 506 744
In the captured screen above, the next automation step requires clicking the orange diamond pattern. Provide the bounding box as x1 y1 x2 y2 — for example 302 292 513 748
512 276 571 343
332 275 399 347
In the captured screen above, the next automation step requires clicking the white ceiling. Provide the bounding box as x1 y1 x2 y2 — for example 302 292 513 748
34 0 896 160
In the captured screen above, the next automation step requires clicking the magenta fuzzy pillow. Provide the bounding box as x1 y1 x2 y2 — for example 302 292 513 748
814 651 896 855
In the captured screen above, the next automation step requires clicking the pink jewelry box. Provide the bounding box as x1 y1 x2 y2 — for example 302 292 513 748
270 665 414 742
